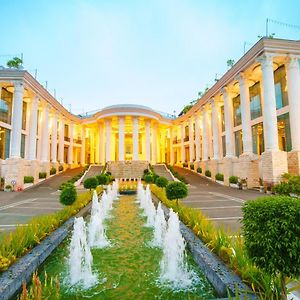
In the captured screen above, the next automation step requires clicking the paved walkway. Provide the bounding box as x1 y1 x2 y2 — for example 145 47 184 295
173 166 267 233
0 167 83 233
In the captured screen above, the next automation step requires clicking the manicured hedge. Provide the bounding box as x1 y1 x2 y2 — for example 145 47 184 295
39 172 47 179
197 167 202 173
215 173 224 181
155 176 168 188
205 170 211 177
24 176 34 184
50 167 57 175
83 177 98 190
59 184 77 205
229 175 238 184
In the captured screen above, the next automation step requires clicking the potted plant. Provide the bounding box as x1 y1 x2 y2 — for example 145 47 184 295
196 167 202 174
4 184 12 192
265 182 273 194
259 177 264 193
229 176 239 188
205 170 211 178
190 163 194 170
215 173 224 185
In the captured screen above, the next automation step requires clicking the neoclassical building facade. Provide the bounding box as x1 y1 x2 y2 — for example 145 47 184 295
0 38 300 188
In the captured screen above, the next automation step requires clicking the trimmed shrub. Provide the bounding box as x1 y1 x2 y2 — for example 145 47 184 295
229 175 238 184
50 167 57 175
215 173 224 181
274 182 292 195
24 176 34 184
83 177 98 190
190 164 194 170
143 169 150 175
5 185 12 190
105 171 112 176
205 170 211 177
155 176 168 188
144 174 154 183
183 162 188 168
166 181 188 205
58 165 64 172
59 184 77 206
196 167 202 173
242 196 300 298
39 172 47 179
153 173 159 182
96 174 108 185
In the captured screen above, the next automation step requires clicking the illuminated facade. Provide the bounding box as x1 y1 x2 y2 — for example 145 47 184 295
0 38 300 189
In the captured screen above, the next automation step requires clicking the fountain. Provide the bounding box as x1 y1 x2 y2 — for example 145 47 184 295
159 209 198 289
150 202 167 247
88 191 110 248
68 217 97 288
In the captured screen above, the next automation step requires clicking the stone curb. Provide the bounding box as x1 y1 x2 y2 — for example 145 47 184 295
0 202 92 300
151 194 257 299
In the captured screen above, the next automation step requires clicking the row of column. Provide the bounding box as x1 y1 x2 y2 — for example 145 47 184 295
173 54 300 163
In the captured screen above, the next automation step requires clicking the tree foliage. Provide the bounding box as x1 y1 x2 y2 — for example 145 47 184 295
96 174 108 185
59 184 77 205
83 177 98 190
7 57 23 69
155 176 168 188
165 181 188 205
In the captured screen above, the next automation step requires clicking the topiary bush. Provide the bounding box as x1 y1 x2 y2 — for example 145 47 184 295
242 196 300 298
205 170 211 177
58 165 64 172
83 177 98 190
24 176 34 184
39 172 47 179
197 167 202 173
143 174 154 183
155 176 168 188
96 174 108 185
59 184 77 206
144 169 150 175
166 181 188 206
183 162 188 168
229 175 238 184
190 164 194 170
50 167 57 175
215 173 224 181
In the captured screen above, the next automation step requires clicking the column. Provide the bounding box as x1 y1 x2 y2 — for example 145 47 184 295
80 126 85 165
188 118 194 162
118 117 125 161
51 112 58 163
170 127 174 164
286 55 300 151
195 113 201 161
68 123 73 165
99 123 105 164
90 129 95 163
27 95 39 160
58 117 64 163
238 73 253 154
180 123 185 162
152 122 158 164
223 87 235 157
258 54 279 151
95 126 100 163
211 99 221 160
40 104 50 162
105 119 111 162
145 120 151 161
10 81 24 158
133 117 139 160
201 107 209 160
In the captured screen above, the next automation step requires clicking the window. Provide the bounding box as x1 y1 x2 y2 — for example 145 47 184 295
222 135 226 157
274 66 288 109
0 88 13 124
234 130 243 156
0 127 10 159
21 134 25 158
249 82 262 120
232 95 241 127
22 102 27 130
252 122 264 155
64 124 69 137
277 113 292 152
220 106 225 132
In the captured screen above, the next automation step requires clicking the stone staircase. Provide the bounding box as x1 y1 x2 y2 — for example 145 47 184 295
81 165 104 182
107 161 149 179
152 164 174 181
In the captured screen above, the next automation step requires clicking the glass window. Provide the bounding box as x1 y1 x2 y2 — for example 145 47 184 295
252 122 264 155
0 127 10 159
220 106 225 132
249 82 262 120
274 66 288 109
234 130 243 156
22 102 27 130
0 88 13 124
277 113 292 152
232 95 241 127
222 135 226 157
21 134 25 158
64 124 69 137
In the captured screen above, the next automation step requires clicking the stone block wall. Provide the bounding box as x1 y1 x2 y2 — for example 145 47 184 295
108 160 149 178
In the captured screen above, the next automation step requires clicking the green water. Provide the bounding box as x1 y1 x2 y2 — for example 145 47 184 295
39 195 216 299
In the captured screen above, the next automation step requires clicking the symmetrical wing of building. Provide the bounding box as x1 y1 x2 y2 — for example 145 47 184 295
0 38 300 188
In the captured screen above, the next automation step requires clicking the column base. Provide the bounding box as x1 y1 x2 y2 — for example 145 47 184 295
2 158 26 190
40 161 51 176
220 157 234 186
287 151 300 175
261 150 288 184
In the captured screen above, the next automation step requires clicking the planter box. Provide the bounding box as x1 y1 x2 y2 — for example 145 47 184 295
259 186 264 193
216 180 224 185
230 183 239 188
4 188 12 192
24 183 34 189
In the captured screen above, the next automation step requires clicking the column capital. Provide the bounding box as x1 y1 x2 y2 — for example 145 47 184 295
256 53 276 69
13 80 24 91
285 54 300 69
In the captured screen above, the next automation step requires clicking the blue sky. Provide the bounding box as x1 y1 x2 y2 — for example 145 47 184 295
1 0 300 115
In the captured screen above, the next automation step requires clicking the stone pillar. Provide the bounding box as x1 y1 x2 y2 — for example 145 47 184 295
118 117 125 161
258 54 287 182
95 126 100 164
133 117 139 160
211 99 221 160
68 123 74 165
170 127 174 164
27 95 39 160
145 120 151 162
10 81 24 158
222 87 235 157
51 112 58 163
152 122 158 164
58 117 64 164
40 104 50 162
180 123 185 163
90 129 95 164
105 119 111 162
80 126 85 165
238 73 253 155
286 55 300 174
188 118 194 162
202 107 209 161
99 123 105 164
195 113 201 161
